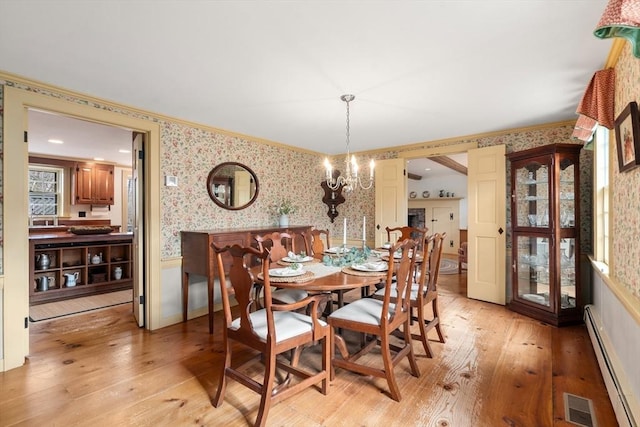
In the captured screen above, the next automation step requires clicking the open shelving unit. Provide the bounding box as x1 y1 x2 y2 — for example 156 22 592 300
30 234 133 304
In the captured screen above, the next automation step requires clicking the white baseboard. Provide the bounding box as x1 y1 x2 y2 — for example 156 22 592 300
585 305 638 427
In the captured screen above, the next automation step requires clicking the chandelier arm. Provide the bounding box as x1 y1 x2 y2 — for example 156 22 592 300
325 175 346 191
357 177 374 190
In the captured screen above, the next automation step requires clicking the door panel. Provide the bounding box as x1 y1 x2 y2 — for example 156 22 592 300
432 206 458 254
467 145 506 305
374 158 407 247
132 132 145 327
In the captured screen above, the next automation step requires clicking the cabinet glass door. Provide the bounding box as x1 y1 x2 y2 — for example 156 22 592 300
559 237 577 309
515 235 550 308
558 155 576 228
514 160 549 228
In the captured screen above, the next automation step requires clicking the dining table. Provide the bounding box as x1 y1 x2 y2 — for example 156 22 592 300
252 252 392 307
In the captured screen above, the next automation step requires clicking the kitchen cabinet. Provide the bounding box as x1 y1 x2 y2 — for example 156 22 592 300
30 233 133 304
507 143 582 326
74 162 114 205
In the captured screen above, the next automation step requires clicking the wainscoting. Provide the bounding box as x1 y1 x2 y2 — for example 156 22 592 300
587 260 640 426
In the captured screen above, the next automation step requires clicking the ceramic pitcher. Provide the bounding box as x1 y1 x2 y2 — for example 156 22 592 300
64 272 79 287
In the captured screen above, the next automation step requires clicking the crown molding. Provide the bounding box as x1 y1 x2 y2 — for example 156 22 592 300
604 38 626 69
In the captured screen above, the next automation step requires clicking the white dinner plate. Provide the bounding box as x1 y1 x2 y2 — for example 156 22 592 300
269 267 306 277
282 255 314 263
351 262 388 272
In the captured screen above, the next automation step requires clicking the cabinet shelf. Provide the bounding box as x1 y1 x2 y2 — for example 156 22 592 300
507 143 582 326
30 234 133 304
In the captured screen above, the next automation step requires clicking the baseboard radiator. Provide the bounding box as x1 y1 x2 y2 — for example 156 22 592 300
584 305 638 427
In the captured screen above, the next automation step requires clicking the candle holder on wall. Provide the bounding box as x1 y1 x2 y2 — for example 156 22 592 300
321 170 345 222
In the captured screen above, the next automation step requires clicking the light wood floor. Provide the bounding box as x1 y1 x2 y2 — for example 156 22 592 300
1 268 618 426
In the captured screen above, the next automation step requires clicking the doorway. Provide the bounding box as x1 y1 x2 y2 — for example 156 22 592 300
3 85 162 371
407 152 468 255
26 109 141 329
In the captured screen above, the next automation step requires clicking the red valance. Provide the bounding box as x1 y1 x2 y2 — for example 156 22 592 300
572 68 615 142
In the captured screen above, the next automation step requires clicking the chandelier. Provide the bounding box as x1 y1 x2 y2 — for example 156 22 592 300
324 94 374 193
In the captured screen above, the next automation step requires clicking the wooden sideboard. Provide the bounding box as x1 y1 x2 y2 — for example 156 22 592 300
180 225 312 333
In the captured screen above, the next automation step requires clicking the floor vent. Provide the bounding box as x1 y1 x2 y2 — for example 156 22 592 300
564 393 597 427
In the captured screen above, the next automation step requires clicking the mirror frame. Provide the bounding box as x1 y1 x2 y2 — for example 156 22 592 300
206 162 259 210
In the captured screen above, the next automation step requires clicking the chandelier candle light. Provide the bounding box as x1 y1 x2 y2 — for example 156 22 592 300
341 216 367 249
324 94 374 193
343 217 347 246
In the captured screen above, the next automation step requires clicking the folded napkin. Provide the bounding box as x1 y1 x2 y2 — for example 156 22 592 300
351 261 387 271
270 266 304 276
362 261 387 271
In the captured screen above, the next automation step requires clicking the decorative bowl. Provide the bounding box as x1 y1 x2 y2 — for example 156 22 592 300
68 226 113 235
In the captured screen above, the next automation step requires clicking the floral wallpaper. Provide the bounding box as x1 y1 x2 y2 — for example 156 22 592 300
160 121 335 257
612 42 640 298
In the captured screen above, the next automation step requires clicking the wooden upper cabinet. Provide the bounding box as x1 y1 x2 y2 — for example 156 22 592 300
92 164 114 204
73 162 114 205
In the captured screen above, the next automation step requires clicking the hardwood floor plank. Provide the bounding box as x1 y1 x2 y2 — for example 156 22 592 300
0 272 619 427
479 317 554 426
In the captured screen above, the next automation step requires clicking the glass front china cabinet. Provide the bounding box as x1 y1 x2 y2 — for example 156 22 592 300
507 143 582 326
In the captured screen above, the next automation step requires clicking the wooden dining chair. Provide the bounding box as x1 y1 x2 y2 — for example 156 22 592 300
385 225 429 252
385 225 428 280
328 238 420 402
303 228 355 313
306 228 330 260
254 231 308 305
374 232 446 357
211 242 330 427
458 241 468 273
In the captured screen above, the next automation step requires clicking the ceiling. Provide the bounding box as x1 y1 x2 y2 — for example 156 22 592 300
1 1 611 175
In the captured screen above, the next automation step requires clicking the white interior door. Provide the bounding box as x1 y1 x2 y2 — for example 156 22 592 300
467 144 506 305
432 206 458 255
374 158 407 247
132 132 145 327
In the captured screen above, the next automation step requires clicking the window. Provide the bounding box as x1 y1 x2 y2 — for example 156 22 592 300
29 165 64 216
594 125 610 265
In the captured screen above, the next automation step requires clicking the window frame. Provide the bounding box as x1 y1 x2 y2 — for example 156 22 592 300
28 164 65 217
593 125 610 266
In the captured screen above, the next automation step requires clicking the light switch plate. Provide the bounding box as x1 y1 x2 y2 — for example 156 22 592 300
165 175 178 187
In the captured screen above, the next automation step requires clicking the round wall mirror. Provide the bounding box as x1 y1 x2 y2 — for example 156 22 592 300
207 162 259 210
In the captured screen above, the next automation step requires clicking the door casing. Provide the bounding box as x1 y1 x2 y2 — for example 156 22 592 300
2 85 161 371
